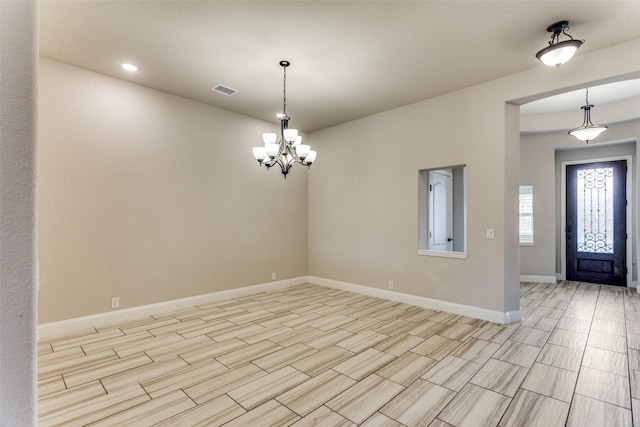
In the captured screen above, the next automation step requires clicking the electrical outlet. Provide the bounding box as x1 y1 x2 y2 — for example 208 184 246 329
111 297 120 309
388 281 394 290
486 228 495 239
272 272 277 281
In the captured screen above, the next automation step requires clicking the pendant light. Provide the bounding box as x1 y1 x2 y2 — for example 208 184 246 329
252 60 316 178
536 21 584 67
568 88 608 143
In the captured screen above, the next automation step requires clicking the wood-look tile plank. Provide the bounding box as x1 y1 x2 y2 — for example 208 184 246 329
51 329 124 352
439 323 480 341
422 355 482 392
178 337 247 365
270 325 325 347
222 399 300 427
521 362 578 403
64 352 154 388
406 321 448 339
176 320 235 339
38 346 86 368
332 348 395 381
252 343 317 372
114 333 185 358
472 324 514 344
38 341 53 356
39 384 150 427
154 393 245 426
276 369 357 417
374 333 424 356
85 389 195 427
493 340 541 368
470 358 528 397
438 383 510 427
566 393 632 427
39 349 119 379
336 330 389 353
498 389 569 427
144 335 214 361
509 326 550 347
304 329 355 350
582 346 628 376
141 358 228 398
291 345 355 377
119 317 181 335
41 328 99 349
360 412 404 427
450 337 500 364
575 366 631 408
326 374 404 424
38 375 67 399
587 330 627 353
536 343 583 372
376 351 437 386
215 340 282 368
81 331 154 354
291 405 356 426
227 366 310 410
39 381 106 418
380 379 455 427
546 329 588 350
183 362 267 404
101 356 189 393
410 335 461 361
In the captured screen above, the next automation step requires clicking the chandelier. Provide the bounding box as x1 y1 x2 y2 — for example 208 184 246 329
536 21 584 67
252 60 316 178
568 88 608 143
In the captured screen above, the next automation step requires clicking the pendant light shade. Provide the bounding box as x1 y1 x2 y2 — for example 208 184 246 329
568 88 608 144
536 21 584 67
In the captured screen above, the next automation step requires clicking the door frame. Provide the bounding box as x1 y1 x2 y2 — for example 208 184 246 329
561 155 632 286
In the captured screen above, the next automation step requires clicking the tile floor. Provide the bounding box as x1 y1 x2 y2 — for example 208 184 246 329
38 281 640 426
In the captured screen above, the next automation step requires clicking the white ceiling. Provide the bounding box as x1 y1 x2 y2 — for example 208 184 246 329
520 79 640 115
39 1 640 132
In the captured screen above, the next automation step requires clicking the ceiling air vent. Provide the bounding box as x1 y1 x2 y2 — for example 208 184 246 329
211 84 238 96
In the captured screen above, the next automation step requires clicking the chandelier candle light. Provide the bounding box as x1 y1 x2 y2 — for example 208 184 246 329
252 60 316 178
568 88 608 144
536 20 584 67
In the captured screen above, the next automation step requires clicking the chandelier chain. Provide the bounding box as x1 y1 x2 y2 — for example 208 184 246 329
282 65 287 116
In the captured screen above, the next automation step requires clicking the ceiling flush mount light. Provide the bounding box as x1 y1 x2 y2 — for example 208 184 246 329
252 60 316 178
536 20 584 67
568 88 608 143
121 63 138 72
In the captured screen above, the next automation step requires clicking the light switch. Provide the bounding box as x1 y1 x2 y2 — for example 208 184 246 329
486 228 495 239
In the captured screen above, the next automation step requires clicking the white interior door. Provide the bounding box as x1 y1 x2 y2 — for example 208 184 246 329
428 169 453 251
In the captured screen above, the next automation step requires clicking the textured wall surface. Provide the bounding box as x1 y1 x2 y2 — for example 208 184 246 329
0 1 38 425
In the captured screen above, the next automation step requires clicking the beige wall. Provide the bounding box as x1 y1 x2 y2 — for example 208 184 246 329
0 1 38 424
521 122 640 280
307 39 640 315
38 38 640 323
38 59 308 323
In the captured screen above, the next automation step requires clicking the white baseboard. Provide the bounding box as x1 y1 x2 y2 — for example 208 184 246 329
308 276 520 324
38 274 522 338
520 275 557 284
38 276 309 339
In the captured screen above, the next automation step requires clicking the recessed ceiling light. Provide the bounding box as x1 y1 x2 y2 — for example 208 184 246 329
121 63 138 72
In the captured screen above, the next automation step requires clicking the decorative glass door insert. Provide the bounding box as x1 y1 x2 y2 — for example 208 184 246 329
576 167 614 254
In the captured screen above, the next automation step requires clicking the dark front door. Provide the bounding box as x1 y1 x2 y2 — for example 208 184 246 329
566 160 627 285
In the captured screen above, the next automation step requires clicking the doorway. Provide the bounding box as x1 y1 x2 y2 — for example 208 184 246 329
566 160 627 285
